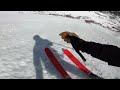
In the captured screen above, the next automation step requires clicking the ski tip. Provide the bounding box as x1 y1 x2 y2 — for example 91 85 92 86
44 48 50 51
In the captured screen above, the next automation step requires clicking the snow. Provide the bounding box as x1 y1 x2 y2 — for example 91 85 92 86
0 11 120 79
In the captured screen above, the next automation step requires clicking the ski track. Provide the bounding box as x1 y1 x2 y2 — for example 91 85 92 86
0 11 120 79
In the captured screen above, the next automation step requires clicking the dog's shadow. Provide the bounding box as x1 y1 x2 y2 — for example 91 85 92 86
33 35 89 79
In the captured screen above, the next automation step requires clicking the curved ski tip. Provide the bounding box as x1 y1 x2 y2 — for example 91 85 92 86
44 48 49 51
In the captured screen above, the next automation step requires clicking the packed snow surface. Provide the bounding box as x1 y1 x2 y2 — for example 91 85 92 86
0 11 120 79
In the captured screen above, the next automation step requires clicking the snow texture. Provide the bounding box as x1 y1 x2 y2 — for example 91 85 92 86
0 11 120 79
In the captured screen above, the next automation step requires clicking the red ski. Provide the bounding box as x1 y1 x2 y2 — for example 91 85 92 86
63 49 103 79
45 48 71 79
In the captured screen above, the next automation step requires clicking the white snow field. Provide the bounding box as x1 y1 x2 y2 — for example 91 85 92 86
0 11 120 79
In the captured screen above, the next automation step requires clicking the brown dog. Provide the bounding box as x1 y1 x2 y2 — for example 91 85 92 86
59 31 80 43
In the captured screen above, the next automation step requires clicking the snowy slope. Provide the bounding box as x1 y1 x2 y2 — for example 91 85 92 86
33 11 120 32
0 11 120 79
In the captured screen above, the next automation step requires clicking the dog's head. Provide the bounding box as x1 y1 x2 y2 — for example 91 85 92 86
59 31 80 43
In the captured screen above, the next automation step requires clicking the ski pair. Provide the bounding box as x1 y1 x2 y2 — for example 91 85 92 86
45 48 102 79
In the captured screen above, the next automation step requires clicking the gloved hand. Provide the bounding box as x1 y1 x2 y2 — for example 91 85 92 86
59 31 80 43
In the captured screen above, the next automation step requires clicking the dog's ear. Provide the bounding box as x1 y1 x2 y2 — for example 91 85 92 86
69 32 80 39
